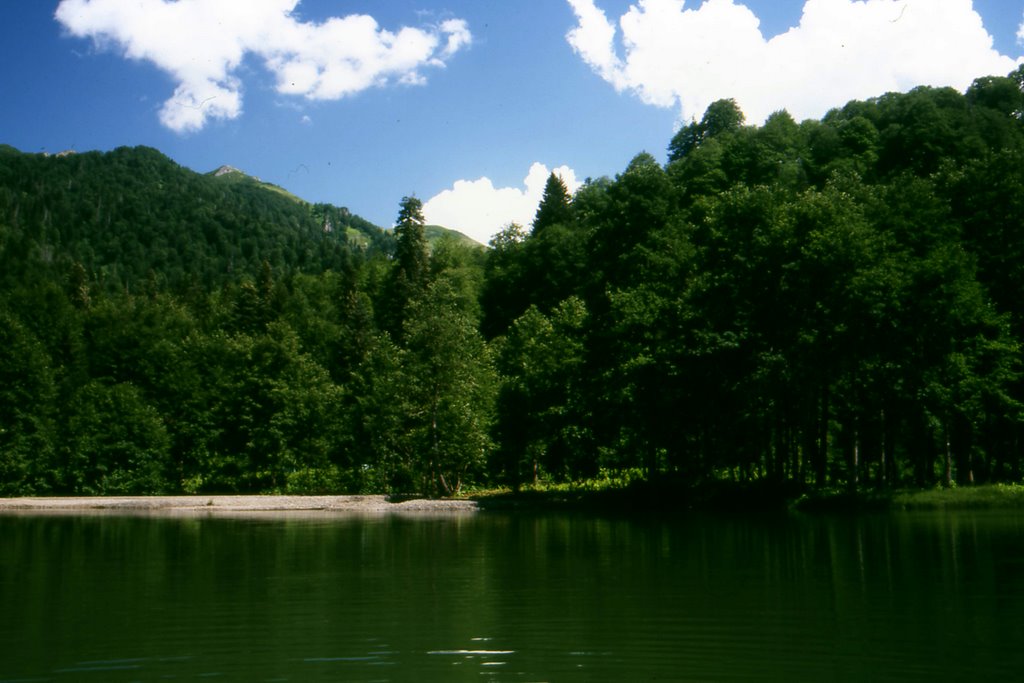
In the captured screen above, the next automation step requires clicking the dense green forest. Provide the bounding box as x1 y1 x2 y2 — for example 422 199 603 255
3 67 1024 498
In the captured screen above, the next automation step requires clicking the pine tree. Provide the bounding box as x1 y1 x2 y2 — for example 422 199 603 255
394 196 429 288
532 173 572 235
381 196 430 338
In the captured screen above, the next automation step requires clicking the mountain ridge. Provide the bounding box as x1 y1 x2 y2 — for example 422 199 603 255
0 143 390 290
201 156 482 247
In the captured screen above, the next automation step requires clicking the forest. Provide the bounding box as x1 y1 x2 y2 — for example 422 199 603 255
3 66 1024 498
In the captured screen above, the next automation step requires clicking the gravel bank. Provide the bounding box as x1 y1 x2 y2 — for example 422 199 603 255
0 495 478 516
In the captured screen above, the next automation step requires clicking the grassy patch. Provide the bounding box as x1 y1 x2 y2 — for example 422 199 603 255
792 483 1024 512
468 478 1024 514
891 483 1024 510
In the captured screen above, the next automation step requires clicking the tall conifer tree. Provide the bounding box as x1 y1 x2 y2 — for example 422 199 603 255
382 196 430 338
533 173 573 235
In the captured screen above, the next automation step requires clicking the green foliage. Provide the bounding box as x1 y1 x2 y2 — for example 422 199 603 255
493 298 590 487
0 145 384 293
0 312 56 494
532 173 573 234
6 66 1024 499
0 152 503 498
480 222 529 338
175 323 344 493
401 280 497 496
394 196 429 285
429 234 486 322
380 195 430 338
668 98 746 162
424 224 482 250
480 65 1024 495
891 483 1024 510
63 381 170 495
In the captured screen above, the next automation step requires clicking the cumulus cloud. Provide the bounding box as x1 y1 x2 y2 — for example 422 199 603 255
567 0 1023 124
55 0 471 133
423 163 582 245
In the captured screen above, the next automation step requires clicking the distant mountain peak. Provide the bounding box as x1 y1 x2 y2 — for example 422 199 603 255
207 163 312 205
212 164 260 181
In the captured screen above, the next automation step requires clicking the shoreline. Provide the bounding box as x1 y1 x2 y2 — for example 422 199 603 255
3 483 1024 518
0 495 479 517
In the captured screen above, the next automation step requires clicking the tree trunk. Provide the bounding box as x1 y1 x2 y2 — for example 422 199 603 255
878 408 887 487
851 425 860 491
944 422 953 488
816 383 829 488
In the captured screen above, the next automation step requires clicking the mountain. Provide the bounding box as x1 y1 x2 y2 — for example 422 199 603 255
0 145 391 292
204 164 481 247
206 164 307 204
425 224 484 250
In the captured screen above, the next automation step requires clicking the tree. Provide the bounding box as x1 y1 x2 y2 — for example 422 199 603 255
522 173 590 315
402 280 497 496
66 261 92 310
966 74 1024 119
429 234 485 322
747 110 809 189
587 152 672 291
0 312 56 494
702 98 747 138
347 332 413 492
381 196 430 337
532 173 573 235
63 381 171 495
668 98 746 162
480 222 529 338
394 196 429 285
493 298 590 487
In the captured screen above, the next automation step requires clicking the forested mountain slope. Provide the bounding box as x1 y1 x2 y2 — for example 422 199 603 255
0 145 389 292
0 145 488 495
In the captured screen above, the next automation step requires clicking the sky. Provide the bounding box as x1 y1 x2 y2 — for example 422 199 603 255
2 0 1023 245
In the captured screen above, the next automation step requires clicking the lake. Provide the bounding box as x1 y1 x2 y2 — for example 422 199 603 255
2 508 1023 681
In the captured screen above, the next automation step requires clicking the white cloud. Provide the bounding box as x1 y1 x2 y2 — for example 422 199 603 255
1018 12 1024 45
55 0 471 133
439 19 473 59
423 163 582 245
567 0 1023 124
565 0 628 90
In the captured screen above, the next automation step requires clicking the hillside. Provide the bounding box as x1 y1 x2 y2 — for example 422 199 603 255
0 145 391 292
425 224 483 250
206 164 307 204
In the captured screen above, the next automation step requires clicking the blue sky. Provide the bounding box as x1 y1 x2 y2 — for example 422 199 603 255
2 1 1023 244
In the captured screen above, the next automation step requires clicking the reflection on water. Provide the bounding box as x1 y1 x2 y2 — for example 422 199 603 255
2 510 1024 681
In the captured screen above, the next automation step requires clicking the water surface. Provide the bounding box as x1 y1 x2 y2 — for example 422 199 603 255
2 509 1023 681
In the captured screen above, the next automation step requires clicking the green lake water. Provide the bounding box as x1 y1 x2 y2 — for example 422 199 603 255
2 509 1023 681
